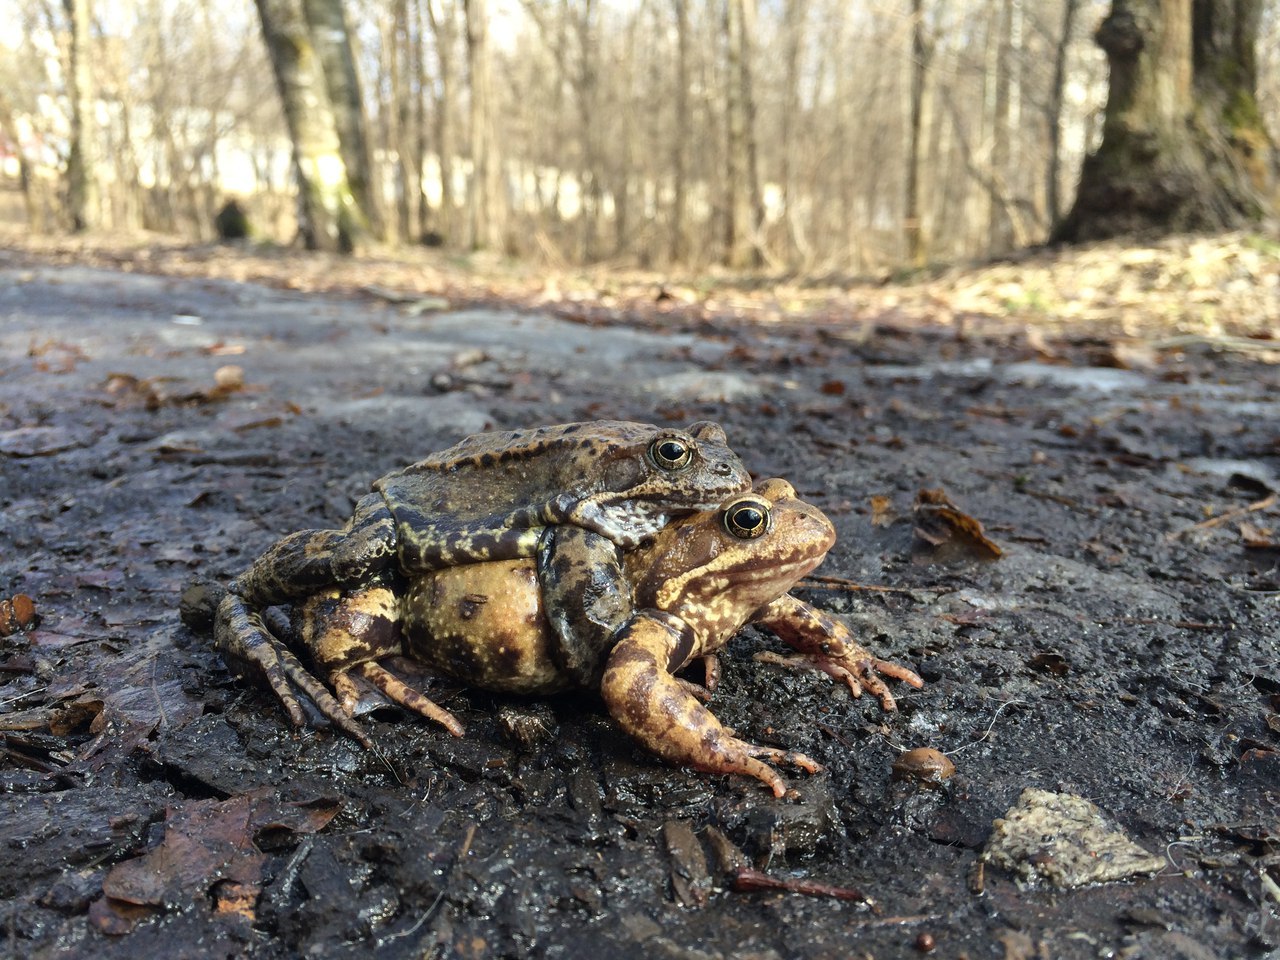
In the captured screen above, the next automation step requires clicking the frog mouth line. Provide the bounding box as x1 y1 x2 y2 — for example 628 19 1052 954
721 554 828 584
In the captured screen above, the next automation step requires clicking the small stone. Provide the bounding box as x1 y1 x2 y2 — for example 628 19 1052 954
983 787 1166 888
891 747 956 787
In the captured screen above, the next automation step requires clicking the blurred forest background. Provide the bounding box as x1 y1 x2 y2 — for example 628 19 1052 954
0 0 1276 274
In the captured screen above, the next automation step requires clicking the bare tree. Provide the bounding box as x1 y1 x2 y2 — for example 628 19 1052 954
724 0 762 268
464 0 503 250
425 0 460 245
1045 0 1080 227
303 0 382 239
905 0 929 265
63 0 97 231
254 0 368 251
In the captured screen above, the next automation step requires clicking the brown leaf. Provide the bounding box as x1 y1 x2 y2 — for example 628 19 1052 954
869 495 897 527
0 594 38 636
98 791 340 933
1239 520 1277 549
88 895 157 936
913 488 1003 559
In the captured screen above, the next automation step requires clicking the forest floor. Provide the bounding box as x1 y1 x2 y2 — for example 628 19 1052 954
1 227 1278 959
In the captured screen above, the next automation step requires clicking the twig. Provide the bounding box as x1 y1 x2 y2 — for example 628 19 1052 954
730 866 874 905
1152 334 1280 354
948 699 1028 756
1165 494 1277 541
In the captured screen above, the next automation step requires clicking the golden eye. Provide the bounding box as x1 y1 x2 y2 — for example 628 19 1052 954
724 500 770 539
650 436 692 470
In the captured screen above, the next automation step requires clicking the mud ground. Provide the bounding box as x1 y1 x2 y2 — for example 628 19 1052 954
1 255 1277 959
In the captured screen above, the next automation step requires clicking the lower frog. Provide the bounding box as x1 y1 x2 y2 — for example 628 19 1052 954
279 479 922 796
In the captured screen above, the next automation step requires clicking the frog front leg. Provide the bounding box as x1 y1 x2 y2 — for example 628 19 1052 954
600 612 821 798
751 594 924 711
230 493 397 605
537 526 633 687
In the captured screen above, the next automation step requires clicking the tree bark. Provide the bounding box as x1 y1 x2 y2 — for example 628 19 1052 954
1055 0 1275 242
425 0 458 244
724 0 762 268
254 0 368 252
670 0 690 263
904 0 928 265
464 0 503 251
63 0 98 231
1046 0 1080 228
301 0 381 239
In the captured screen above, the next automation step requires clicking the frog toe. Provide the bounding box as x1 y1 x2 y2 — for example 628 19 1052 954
215 593 372 746
356 661 466 737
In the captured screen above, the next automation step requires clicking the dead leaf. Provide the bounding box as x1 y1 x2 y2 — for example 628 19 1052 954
0 594 38 636
1239 521 1278 549
94 791 340 935
913 488 1003 559
869 495 897 527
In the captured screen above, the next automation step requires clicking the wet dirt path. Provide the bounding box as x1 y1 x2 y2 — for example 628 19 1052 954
1 262 1277 958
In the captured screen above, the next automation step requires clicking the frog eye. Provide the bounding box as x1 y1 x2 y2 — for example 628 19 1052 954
724 499 770 539
650 436 693 471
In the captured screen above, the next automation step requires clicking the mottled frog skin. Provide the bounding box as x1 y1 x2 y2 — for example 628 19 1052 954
214 420 751 742
290 479 923 796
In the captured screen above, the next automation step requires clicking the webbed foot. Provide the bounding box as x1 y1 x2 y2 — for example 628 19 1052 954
602 615 820 797
754 650 924 711
214 593 374 747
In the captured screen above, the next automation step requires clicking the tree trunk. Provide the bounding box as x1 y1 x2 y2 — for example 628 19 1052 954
464 0 503 251
254 0 368 252
988 0 1016 253
670 0 689 263
904 0 928 265
1046 0 1080 228
724 0 762 269
301 0 381 239
63 0 98 231
781 0 809 267
425 0 457 245
0 92 41 232
1055 0 1275 242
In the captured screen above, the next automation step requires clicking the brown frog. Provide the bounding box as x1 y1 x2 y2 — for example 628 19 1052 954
291 479 923 796
212 420 751 742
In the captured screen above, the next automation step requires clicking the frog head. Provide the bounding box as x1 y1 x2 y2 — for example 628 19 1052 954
567 421 752 547
629 478 836 629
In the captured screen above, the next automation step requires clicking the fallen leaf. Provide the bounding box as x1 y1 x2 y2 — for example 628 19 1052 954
0 594 38 636
869 495 897 527
1239 520 1277 549
94 791 340 935
913 488 1003 559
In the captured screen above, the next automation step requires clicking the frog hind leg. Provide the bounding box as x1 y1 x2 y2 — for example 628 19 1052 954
600 613 821 798
355 661 465 736
301 586 467 737
213 493 397 740
752 594 924 711
214 592 374 747
537 526 633 687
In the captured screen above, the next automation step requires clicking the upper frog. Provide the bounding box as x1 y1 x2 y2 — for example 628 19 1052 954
207 420 751 739
375 419 750 570
286 479 923 796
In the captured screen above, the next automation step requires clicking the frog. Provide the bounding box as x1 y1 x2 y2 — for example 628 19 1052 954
213 420 752 742
278 479 924 796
